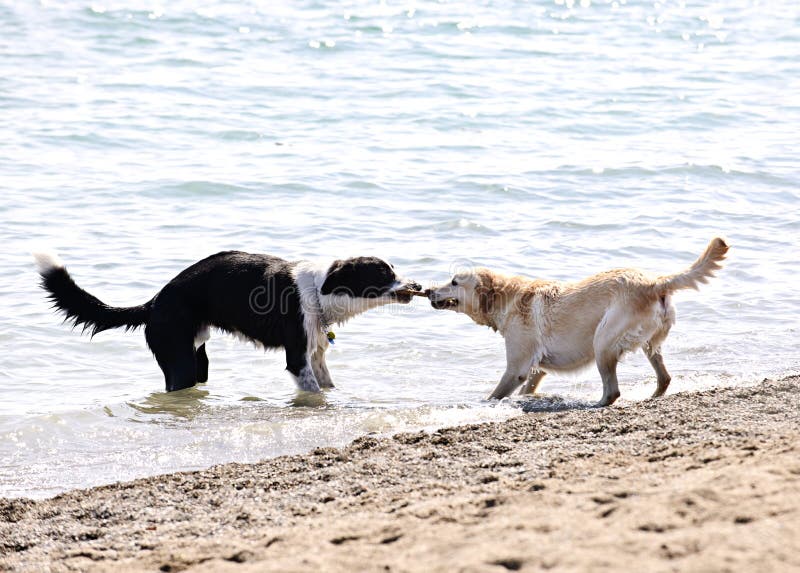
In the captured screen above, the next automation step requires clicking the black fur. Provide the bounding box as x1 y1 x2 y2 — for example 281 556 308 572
40 267 151 335
38 251 414 392
321 257 396 297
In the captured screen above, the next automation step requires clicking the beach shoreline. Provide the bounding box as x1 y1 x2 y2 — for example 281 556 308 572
2 376 798 572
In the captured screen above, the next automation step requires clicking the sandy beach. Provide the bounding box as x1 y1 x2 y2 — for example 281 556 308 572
2 376 798 572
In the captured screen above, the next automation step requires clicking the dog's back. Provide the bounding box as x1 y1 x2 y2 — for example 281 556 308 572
536 238 729 349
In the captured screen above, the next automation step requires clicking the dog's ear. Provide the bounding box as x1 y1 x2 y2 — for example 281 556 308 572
320 257 396 297
475 269 496 318
320 259 351 295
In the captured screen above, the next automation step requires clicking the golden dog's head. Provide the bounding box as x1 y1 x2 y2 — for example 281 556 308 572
427 268 497 322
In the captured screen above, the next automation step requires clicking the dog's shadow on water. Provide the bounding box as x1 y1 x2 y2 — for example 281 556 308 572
128 386 330 421
288 390 328 408
128 387 212 420
514 394 598 413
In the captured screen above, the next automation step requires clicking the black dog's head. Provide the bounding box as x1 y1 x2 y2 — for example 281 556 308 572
321 257 421 303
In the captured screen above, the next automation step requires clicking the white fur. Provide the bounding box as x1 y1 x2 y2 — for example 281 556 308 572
311 347 334 388
292 261 402 352
193 326 211 349
292 261 331 354
33 251 64 273
322 278 408 325
291 260 408 392
296 364 321 392
319 291 397 326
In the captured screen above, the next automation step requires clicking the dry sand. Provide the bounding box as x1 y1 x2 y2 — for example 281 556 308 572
2 376 799 572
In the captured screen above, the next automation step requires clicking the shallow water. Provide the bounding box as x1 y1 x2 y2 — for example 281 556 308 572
1 0 798 499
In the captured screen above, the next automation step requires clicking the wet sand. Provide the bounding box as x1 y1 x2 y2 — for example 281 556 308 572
2 376 798 572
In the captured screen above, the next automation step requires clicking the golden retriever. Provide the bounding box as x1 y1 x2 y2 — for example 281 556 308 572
427 238 728 406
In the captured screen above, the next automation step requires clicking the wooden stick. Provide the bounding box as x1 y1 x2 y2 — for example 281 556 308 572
395 290 430 297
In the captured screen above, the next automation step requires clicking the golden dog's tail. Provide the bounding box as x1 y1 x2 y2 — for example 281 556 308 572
655 237 729 292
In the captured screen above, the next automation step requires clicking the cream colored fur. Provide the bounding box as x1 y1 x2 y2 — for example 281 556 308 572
428 237 729 406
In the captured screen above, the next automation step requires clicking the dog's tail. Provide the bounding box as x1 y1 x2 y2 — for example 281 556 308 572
34 252 152 336
654 237 729 293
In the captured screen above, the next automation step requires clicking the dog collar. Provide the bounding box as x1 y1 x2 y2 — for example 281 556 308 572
327 331 336 345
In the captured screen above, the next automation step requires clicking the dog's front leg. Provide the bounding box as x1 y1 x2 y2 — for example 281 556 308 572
489 339 533 400
296 358 322 393
285 345 322 392
311 347 334 389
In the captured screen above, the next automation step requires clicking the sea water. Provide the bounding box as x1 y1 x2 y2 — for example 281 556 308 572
1 0 798 498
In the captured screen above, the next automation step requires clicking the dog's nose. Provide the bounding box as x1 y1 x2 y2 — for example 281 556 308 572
407 281 422 292
423 288 431 298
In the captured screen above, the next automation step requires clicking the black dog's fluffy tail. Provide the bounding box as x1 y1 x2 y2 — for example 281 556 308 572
34 252 152 336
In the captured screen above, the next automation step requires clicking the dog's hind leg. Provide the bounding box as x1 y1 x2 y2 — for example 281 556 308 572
311 348 334 389
518 370 546 395
593 307 628 406
644 298 675 398
646 351 671 397
196 344 209 383
595 351 621 406
644 343 672 398
489 339 534 400
146 323 198 392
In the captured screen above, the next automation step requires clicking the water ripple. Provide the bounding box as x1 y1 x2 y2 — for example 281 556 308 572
1 0 799 498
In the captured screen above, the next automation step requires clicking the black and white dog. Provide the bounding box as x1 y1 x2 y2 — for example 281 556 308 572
35 251 421 393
